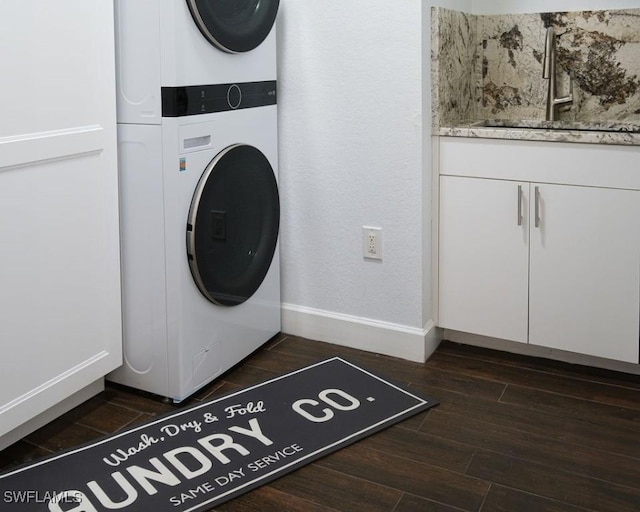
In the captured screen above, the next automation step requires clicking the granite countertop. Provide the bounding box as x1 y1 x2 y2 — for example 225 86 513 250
438 120 640 146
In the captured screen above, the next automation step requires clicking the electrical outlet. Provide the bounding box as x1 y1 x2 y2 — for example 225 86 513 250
363 226 383 260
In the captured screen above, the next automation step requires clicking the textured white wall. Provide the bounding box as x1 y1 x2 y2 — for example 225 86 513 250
277 1 426 329
277 0 472 349
275 0 637 353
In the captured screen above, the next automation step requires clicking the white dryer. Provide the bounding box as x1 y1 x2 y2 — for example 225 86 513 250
110 87 280 402
114 0 280 125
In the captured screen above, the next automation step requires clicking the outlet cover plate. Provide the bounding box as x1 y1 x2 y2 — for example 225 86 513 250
363 226 383 260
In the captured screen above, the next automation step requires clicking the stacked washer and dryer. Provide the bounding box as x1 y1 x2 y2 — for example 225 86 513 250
110 0 281 402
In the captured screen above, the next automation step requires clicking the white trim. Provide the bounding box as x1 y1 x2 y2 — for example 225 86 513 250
0 351 117 440
281 303 442 363
431 135 441 326
0 125 105 171
0 352 109 417
0 380 104 452
445 329 640 375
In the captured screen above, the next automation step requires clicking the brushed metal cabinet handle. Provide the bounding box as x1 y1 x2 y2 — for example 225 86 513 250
535 186 541 228
517 185 523 226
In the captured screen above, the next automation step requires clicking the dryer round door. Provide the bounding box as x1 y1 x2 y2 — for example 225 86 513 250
186 0 280 53
187 144 279 307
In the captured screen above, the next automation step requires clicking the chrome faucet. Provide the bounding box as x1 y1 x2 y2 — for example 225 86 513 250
542 27 573 121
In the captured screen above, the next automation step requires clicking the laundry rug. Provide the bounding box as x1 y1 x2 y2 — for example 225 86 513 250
0 357 437 512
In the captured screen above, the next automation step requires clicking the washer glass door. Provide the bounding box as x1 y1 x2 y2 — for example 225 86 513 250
186 0 280 53
187 144 279 307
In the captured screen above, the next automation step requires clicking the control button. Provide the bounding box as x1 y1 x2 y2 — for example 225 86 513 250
227 84 242 109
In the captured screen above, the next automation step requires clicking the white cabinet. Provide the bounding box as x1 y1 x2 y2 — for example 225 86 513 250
439 176 529 343
438 138 640 364
0 0 122 448
529 183 640 362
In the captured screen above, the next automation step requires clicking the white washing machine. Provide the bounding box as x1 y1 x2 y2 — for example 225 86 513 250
114 0 280 125
110 89 281 402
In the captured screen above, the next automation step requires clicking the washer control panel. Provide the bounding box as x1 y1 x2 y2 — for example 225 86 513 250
162 81 277 117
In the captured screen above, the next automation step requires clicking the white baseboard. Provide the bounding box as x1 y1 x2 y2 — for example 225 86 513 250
444 329 640 375
281 303 442 363
0 379 104 451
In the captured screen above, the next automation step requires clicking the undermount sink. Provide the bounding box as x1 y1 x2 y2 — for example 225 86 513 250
471 119 640 133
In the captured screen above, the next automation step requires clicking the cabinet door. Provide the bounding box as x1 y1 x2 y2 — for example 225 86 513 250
439 176 530 343
0 0 121 440
529 184 640 363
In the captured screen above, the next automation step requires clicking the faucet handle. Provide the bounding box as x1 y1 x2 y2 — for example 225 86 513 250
554 74 573 106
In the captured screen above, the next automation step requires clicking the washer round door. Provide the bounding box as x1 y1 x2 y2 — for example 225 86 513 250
186 0 280 53
187 144 279 306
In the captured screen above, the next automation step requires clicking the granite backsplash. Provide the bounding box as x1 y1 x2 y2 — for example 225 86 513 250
432 7 640 128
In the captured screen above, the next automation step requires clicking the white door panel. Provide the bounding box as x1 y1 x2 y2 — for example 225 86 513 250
529 184 640 363
0 0 121 441
439 176 530 343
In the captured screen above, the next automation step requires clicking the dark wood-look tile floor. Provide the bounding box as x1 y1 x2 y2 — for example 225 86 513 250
2 333 640 511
